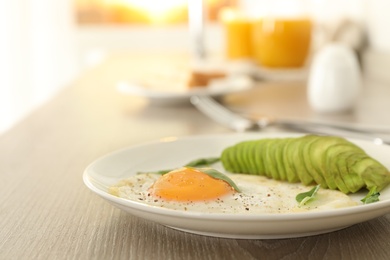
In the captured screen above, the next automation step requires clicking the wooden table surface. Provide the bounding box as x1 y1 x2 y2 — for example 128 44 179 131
2 53 390 259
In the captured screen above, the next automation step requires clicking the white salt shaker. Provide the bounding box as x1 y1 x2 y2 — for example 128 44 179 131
307 43 362 113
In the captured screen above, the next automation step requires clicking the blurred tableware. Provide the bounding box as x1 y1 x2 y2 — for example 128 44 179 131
191 95 390 143
117 75 253 105
188 0 206 60
244 62 308 82
308 43 361 113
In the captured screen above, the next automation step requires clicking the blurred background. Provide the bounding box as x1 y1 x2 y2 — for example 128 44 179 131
1 0 389 133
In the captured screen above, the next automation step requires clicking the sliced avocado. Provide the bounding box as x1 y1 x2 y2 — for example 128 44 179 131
337 151 362 193
261 139 272 177
274 138 287 181
333 150 356 193
222 144 244 173
221 147 233 172
360 160 390 191
264 139 280 180
268 138 286 180
325 137 365 192
229 145 241 173
254 139 267 176
283 137 299 182
319 142 355 191
309 136 355 187
348 155 386 192
246 140 258 174
220 134 390 196
242 141 254 174
220 148 231 172
336 151 365 193
235 142 248 173
289 137 313 185
302 135 328 188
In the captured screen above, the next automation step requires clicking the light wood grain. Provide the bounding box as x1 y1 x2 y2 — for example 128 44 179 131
1 53 390 260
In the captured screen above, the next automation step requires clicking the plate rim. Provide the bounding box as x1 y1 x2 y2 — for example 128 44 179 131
116 75 253 100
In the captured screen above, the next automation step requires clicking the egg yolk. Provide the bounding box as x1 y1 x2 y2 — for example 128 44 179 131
149 167 234 201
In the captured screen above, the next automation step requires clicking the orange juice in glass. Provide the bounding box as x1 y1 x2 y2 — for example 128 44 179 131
252 17 312 68
220 8 253 60
249 0 312 68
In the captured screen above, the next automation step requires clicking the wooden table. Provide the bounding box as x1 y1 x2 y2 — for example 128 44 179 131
2 53 390 259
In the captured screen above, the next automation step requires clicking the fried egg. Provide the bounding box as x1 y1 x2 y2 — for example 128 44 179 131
109 167 358 214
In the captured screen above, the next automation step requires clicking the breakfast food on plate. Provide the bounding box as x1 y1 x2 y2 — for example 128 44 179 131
187 71 226 88
131 61 226 92
109 134 389 213
221 135 390 202
221 135 390 191
109 167 358 214
147 167 239 201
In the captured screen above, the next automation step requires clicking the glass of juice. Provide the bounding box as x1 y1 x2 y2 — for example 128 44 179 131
251 0 312 68
220 8 253 60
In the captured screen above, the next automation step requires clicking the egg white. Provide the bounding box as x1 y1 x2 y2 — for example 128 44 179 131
109 172 358 214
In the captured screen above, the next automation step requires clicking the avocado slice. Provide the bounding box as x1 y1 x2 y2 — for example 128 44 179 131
221 146 233 172
268 138 286 180
254 140 266 176
347 153 390 192
322 143 360 190
360 160 390 191
263 139 280 180
302 135 328 188
261 139 273 179
309 136 356 187
288 137 313 185
246 140 258 174
274 138 288 181
333 150 358 193
221 147 233 172
221 144 244 173
234 141 248 174
282 137 299 182
344 153 370 193
335 152 365 193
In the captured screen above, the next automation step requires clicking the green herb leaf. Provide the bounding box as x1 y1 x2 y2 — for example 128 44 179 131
361 187 380 204
296 185 320 206
185 157 220 167
137 157 220 175
196 167 241 192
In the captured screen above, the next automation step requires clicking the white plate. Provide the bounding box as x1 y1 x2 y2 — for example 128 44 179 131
117 75 253 105
83 133 390 239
